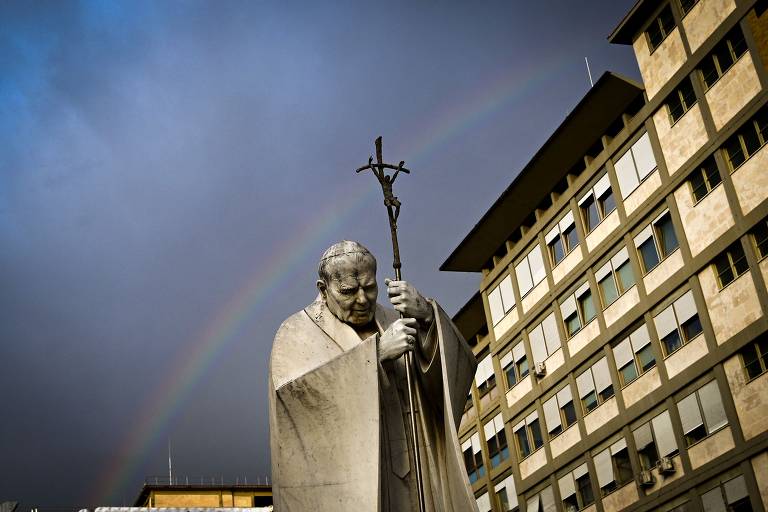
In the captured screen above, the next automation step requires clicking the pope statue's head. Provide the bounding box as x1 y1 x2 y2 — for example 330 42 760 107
317 241 378 327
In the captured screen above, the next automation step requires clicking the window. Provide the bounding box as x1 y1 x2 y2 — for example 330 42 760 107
712 242 749 288
579 172 616 234
680 0 699 14
475 356 496 397
614 132 658 199
494 474 518 512
666 77 697 123
753 219 768 259
701 475 753 512
634 210 680 274
515 244 546 298
722 106 768 171
740 335 768 380
462 433 485 483
501 341 529 388
514 411 544 459
596 247 635 307
699 26 748 89
613 324 656 386
576 358 614 414
646 5 676 51
543 385 577 438
526 486 556 512
654 290 703 356
488 275 515 326
546 211 579 266
560 282 595 338
529 312 562 365
688 156 722 202
594 438 634 495
677 380 728 446
633 410 678 470
484 414 509 468
559 463 594 512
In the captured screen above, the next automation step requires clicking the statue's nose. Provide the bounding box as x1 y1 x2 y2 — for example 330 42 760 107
356 289 368 304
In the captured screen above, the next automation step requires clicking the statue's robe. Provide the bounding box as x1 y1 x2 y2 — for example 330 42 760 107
269 297 478 512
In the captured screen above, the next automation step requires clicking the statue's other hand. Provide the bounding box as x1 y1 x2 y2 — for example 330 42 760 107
385 278 434 325
379 318 419 362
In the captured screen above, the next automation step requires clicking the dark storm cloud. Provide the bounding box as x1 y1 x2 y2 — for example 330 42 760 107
0 0 639 507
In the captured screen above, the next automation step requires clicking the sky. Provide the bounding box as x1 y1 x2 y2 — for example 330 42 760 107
0 1 640 508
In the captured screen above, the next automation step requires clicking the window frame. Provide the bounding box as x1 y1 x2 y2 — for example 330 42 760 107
513 412 544 460
484 414 509 469
560 282 595 339
576 357 615 415
645 4 676 52
613 131 658 200
546 210 580 267
676 379 728 447
595 247 636 308
613 324 656 387
579 172 616 235
542 384 577 439
594 438 634 496
722 107 768 172
633 410 678 471
487 274 516 326
679 0 699 15
558 463 594 512
740 335 768 381
666 77 697 124
688 156 722 203
752 219 768 260
501 341 529 389
634 210 680 275
654 290 703 357
698 26 748 90
475 355 497 398
462 433 485 484
515 244 547 298
712 242 749 289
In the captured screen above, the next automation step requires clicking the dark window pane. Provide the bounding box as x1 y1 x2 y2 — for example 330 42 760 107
655 215 679 256
505 365 517 387
599 385 615 402
516 429 531 458
577 474 595 506
742 127 761 158
620 362 638 385
580 292 596 323
566 313 581 337
562 401 577 426
703 158 722 188
685 424 708 445
600 189 616 216
680 78 697 109
599 274 619 306
617 262 636 291
681 315 703 341
680 0 698 13
724 135 746 169
519 357 529 378
663 330 683 355
583 196 599 232
530 418 544 449
690 168 710 202
753 222 768 258
701 58 719 88
639 238 661 272
638 344 656 372
550 238 565 265
729 27 747 58
638 443 659 470
647 21 665 49
715 41 735 72
668 91 685 123
732 244 749 276
614 449 633 484
565 225 579 252
583 391 598 412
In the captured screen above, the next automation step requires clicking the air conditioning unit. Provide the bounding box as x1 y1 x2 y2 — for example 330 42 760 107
534 362 547 377
659 456 675 474
639 470 655 487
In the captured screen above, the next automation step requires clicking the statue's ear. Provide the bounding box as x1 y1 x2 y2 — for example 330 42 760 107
316 279 327 297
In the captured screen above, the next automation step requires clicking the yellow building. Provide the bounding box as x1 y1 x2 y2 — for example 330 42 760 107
446 1 768 510
131 482 272 509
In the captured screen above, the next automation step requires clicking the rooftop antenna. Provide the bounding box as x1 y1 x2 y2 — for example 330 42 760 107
585 56 594 88
167 439 173 484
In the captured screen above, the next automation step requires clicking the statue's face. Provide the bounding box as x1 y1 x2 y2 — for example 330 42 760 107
318 255 378 327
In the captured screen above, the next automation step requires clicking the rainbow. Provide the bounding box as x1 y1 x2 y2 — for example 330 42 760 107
94 48 588 505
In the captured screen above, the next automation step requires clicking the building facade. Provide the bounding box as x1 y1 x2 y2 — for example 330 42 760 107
444 1 768 511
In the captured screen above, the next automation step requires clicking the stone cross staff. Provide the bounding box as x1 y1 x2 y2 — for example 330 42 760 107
355 137 426 512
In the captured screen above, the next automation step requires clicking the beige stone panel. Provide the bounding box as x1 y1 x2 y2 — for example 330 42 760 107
751 452 768 510
689 426 735 469
622 366 662 409
521 280 549 314
541 347 565 381
602 483 640 512
724 356 768 440
552 248 582 285
643 455 685 495
492 306 518 342
567 319 601 358
674 181 734 257
699 269 762 345
550 424 580 459
586 210 620 253
234 494 254 507
506 375 533 409
585 396 619 435
706 53 762 130
155 492 222 507
604 286 640 327
624 170 662 218
519 447 547 480
644 250 684 294
634 29 687 99
652 103 708 177
732 144 768 215
665 334 708 378
682 0 737 52
221 493 234 507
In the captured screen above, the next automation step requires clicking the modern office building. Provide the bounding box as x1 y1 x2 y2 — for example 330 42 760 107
445 1 768 511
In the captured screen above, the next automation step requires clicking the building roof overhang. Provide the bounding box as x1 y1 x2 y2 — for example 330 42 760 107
440 72 644 273
609 0 663 45
452 291 485 342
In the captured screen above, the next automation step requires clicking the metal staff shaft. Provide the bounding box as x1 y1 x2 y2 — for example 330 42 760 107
357 137 426 512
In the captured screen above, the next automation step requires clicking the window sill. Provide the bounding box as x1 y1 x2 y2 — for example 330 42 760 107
548 423 576 442
691 182 723 206
662 332 703 359
728 139 766 175
685 424 730 448
668 100 698 128
517 445 544 462
619 363 657 389
642 247 681 276
601 284 638 310
716 269 750 292
600 480 634 499
584 209 617 238
703 51 748 93
744 368 768 384
647 28 676 56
